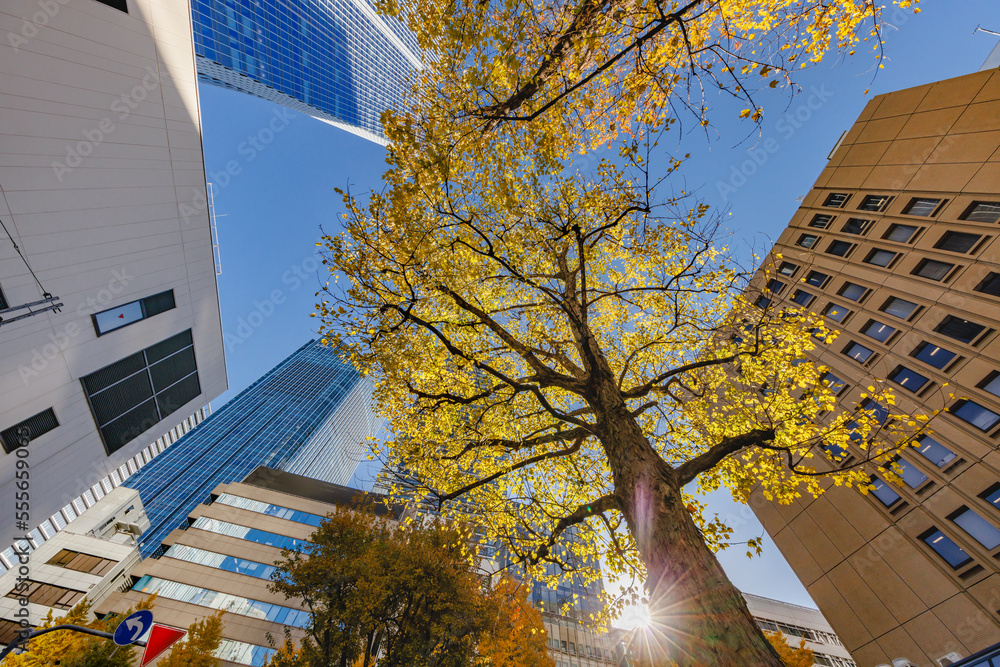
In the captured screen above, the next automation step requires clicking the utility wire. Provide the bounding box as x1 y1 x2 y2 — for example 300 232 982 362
0 217 52 299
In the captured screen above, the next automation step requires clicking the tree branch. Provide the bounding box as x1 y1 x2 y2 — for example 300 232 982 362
675 427 775 486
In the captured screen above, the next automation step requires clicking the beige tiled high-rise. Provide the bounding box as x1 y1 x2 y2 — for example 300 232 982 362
749 68 1000 666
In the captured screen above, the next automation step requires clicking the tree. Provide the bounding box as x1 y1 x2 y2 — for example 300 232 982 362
314 0 926 663
314 109 928 665
477 577 553 667
158 612 224 667
763 631 815 667
269 507 541 667
2 596 221 666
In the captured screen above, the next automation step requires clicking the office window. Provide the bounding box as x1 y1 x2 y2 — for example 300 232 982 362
47 549 116 576
951 400 1000 432
766 279 787 295
864 249 897 267
821 372 846 394
912 259 955 281
903 197 942 217
777 262 798 277
888 365 930 393
974 272 1000 297
81 330 201 454
860 399 889 425
920 529 972 568
755 295 771 309
823 303 850 323
842 218 871 235
5 581 84 610
791 290 814 306
981 484 1000 510
951 508 1000 550
1 408 59 454
844 342 874 364
914 435 957 468
881 296 919 320
823 193 849 208
839 282 867 302
805 270 830 287
869 476 901 507
935 231 982 254
862 320 896 343
961 201 1000 224
884 223 919 243
93 0 129 11
93 290 176 336
821 441 849 461
826 240 854 257
809 214 834 229
981 372 1000 399
935 315 986 344
858 194 891 212
912 342 956 370
797 234 819 249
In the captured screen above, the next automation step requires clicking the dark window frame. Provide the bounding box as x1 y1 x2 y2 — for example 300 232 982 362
825 240 855 257
1 408 59 454
888 365 931 394
81 330 201 455
911 341 957 370
863 248 898 268
823 193 850 208
903 197 944 217
808 214 834 229
858 194 892 212
823 302 851 323
805 270 830 288
974 272 1000 298
881 296 920 321
935 315 988 345
92 0 129 12
842 218 872 235
960 201 1000 224
862 319 896 344
950 399 1000 433
797 234 820 249
777 262 798 277
92 290 176 337
919 527 973 569
912 258 956 282
843 341 875 365
0 284 7 311
838 282 868 303
934 231 983 255
883 223 920 243
790 289 814 306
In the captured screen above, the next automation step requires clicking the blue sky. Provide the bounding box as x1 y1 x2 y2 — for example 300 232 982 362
200 4 1000 609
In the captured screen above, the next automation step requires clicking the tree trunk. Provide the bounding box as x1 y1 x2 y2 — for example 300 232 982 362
596 395 784 666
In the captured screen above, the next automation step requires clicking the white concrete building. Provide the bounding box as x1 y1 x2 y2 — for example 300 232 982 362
0 487 146 645
744 593 857 667
0 0 227 549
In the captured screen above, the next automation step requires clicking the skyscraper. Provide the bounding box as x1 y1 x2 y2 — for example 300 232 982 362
124 340 379 555
191 0 422 144
748 67 1000 665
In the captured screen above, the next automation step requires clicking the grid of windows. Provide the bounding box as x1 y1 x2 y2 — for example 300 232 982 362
191 0 419 141
81 330 201 454
190 516 311 552
47 549 117 576
125 341 376 556
132 575 310 627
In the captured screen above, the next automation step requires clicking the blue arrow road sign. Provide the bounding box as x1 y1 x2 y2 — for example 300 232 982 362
113 610 153 646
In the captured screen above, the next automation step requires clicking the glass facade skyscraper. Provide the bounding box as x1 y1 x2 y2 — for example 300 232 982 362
191 0 422 144
124 340 379 555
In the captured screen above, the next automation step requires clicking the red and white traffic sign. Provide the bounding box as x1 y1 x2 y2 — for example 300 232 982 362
139 623 187 666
